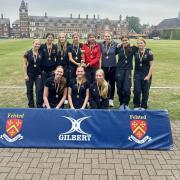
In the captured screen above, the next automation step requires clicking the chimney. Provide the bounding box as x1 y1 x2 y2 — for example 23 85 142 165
1 13 3 19
45 12 47 18
93 14 95 19
86 14 88 19
119 14 122 22
78 14 80 19
70 13 72 19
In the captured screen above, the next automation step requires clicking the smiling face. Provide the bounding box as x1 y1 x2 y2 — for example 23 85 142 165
33 39 41 50
95 70 104 84
88 35 96 44
46 34 54 44
72 34 79 44
55 66 64 79
104 32 111 43
58 33 66 44
76 66 85 79
121 37 129 47
137 38 146 49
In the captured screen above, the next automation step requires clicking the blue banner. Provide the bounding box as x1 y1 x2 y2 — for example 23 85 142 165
0 108 173 150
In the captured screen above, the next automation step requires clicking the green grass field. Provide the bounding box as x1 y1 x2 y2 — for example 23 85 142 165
0 39 180 120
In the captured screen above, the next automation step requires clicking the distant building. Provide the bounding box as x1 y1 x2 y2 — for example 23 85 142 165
11 0 129 38
0 14 10 38
157 12 180 30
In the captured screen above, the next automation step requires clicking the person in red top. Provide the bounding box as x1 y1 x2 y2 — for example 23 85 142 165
81 33 101 83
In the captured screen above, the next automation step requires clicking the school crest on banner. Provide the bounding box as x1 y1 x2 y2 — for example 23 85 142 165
0 118 23 143
128 117 152 144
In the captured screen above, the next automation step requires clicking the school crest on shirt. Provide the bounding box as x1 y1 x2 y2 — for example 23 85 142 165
128 115 151 144
0 113 24 143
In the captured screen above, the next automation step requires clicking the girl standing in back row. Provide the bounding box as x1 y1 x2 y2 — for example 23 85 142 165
23 39 43 108
100 32 117 107
133 37 154 110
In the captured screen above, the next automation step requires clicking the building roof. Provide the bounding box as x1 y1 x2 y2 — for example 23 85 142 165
0 18 10 24
12 20 20 25
29 15 100 23
157 18 180 29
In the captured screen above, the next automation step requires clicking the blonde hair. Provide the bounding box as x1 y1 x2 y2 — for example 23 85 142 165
58 32 68 53
138 37 146 44
96 69 109 99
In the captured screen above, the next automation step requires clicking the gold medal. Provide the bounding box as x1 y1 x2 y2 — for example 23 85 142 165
105 43 111 61
61 57 63 60
48 57 51 60
75 56 78 60
125 60 128 63
34 64 37 68
77 95 79 99
138 49 145 66
56 94 59 98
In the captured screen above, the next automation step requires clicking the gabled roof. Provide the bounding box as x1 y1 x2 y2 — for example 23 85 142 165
157 18 180 29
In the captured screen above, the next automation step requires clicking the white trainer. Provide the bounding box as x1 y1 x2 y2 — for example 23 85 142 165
109 99 114 107
64 100 68 105
119 104 125 110
134 107 141 110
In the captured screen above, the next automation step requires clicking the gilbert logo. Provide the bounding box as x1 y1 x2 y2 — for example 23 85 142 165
0 113 24 143
128 115 151 144
59 116 91 141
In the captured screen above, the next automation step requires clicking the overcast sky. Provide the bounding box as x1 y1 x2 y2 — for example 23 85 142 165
0 0 179 25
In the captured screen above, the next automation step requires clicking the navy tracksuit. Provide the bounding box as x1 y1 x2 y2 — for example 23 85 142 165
57 42 71 84
67 44 82 80
39 43 58 85
89 82 111 109
68 79 90 109
133 48 154 109
24 49 43 108
100 41 117 100
115 45 136 106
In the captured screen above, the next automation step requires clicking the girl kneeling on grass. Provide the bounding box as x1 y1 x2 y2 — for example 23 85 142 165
23 39 43 108
68 66 89 109
89 69 111 109
43 66 67 109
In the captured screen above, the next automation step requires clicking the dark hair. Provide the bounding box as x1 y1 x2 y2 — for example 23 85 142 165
120 35 129 40
46 33 54 39
88 32 96 38
120 35 132 55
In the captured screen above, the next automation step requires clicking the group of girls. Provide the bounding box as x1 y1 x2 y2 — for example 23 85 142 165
23 31 154 110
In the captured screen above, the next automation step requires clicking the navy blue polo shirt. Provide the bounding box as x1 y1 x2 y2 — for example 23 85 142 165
45 76 66 108
116 45 137 70
68 78 90 109
100 41 117 67
89 82 111 107
134 48 154 78
24 49 42 76
67 43 83 68
57 42 71 66
40 43 58 72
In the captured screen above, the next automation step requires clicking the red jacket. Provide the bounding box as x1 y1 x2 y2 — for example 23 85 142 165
81 42 101 68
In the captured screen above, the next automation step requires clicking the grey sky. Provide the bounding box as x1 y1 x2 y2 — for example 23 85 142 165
0 0 179 25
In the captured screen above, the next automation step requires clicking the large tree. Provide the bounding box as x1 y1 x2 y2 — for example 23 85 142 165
126 16 142 33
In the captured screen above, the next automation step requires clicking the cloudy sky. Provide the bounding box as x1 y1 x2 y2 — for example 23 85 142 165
0 0 179 25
